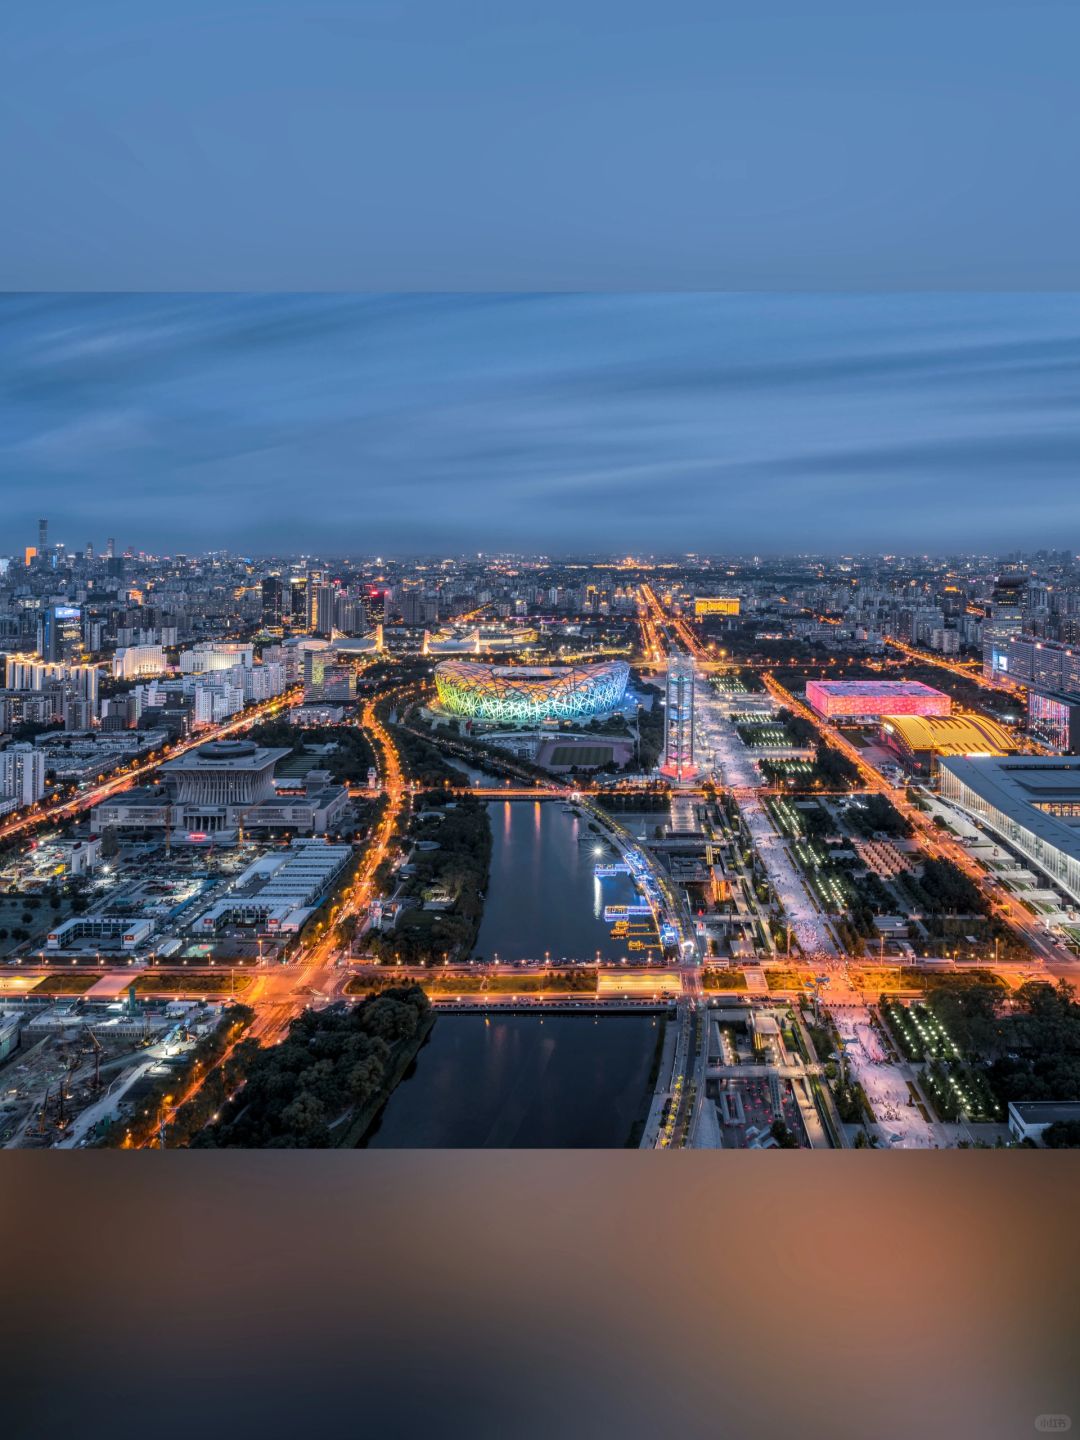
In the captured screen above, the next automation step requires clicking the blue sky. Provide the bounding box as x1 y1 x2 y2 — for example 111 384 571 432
3 2 1080 290
2 292 1080 556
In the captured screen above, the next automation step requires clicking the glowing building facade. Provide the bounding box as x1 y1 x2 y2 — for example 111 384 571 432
435 660 630 727
879 712 1016 774
694 597 741 617
805 679 950 721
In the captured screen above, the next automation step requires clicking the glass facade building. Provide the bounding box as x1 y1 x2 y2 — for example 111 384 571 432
939 756 1080 906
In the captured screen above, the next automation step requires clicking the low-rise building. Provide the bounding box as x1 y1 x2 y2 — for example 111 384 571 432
939 755 1080 906
196 840 353 932
1007 1101 1080 1144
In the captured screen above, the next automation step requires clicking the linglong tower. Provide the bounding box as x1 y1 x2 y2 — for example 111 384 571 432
661 655 697 781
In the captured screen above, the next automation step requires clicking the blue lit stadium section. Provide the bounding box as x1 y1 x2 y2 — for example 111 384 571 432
434 659 630 726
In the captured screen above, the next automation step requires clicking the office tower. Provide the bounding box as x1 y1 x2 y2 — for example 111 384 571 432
261 576 284 621
38 518 48 556
308 582 335 634
105 537 116 559
39 604 84 663
983 573 1028 681
289 576 308 622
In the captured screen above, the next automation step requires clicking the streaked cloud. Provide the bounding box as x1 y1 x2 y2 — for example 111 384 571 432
1 293 1078 553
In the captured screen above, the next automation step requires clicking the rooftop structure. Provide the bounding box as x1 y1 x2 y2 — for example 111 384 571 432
1008 1101 1080 1144
196 840 353 932
160 740 289 807
806 679 951 720
434 659 630 727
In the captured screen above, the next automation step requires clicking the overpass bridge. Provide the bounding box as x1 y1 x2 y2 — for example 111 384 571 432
432 996 675 1014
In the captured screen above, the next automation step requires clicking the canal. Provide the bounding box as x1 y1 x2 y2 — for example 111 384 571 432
365 1011 661 1147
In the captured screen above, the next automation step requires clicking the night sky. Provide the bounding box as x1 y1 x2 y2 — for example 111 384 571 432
3 292 1080 557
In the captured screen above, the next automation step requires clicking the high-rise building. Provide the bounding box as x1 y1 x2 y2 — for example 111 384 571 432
983 575 1029 681
289 576 308 623
661 656 697 780
0 744 46 808
261 576 284 622
105 537 116 559
39 604 84 663
38 518 48 556
308 582 335 634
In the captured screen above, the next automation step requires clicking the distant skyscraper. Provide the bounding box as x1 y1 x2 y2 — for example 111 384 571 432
261 576 284 621
38 518 48 556
105 537 116 559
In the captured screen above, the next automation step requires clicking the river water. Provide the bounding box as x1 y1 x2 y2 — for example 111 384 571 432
365 1011 660 1147
474 800 648 963
366 799 663 1147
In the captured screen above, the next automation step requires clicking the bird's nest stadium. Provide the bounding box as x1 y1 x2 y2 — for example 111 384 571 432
434 660 631 727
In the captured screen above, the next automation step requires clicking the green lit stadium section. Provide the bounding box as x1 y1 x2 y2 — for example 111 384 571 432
434 660 630 726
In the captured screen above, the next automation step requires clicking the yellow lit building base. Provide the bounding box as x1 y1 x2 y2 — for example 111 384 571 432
694 597 741 616
597 971 683 997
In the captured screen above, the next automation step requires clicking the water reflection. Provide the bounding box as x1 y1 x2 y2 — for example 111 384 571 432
473 801 642 963
366 1013 658 1148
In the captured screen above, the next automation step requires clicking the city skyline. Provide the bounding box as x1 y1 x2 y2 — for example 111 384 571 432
5 293 1080 557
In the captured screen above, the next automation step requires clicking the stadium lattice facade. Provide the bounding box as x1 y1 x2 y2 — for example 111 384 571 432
434 660 630 726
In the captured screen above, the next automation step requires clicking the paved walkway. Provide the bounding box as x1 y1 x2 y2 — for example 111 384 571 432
697 678 836 956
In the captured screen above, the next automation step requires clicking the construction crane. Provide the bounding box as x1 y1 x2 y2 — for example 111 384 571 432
56 1051 80 1131
84 1025 103 1093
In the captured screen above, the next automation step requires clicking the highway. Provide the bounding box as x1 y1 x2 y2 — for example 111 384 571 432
881 636 1026 700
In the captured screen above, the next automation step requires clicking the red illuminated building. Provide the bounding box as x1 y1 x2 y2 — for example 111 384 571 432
805 679 950 721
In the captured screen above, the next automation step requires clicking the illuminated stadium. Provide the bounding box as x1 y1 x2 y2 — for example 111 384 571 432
434 659 630 726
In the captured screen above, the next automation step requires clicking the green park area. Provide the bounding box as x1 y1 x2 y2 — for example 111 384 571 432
702 967 748 991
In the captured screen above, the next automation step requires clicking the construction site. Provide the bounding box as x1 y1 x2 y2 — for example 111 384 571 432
0 984 226 1148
